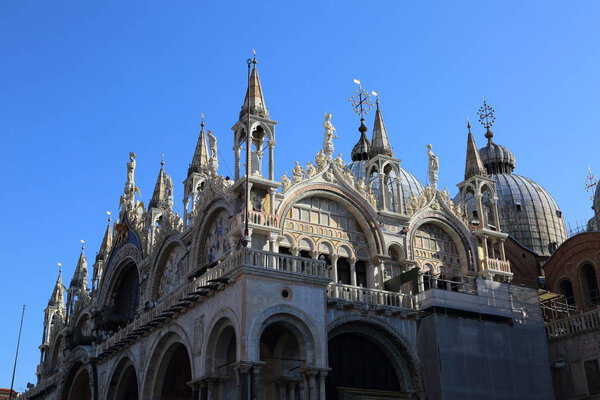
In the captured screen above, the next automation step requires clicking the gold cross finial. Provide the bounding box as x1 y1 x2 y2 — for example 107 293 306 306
348 79 373 119
478 97 496 129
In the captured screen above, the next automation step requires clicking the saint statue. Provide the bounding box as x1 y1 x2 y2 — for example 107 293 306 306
323 113 336 157
427 144 439 188
208 132 218 173
127 152 136 188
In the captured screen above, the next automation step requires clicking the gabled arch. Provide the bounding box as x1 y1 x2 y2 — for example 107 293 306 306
96 243 142 310
149 234 187 301
191 197 235 270
277 185 384 257
408 207 477 273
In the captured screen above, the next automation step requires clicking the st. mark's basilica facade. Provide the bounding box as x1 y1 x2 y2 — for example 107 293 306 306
21 57 569 400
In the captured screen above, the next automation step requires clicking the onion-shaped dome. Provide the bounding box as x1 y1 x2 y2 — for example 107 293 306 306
477 129 566 256
345 160 424 213
479 131 516 174
351 120 371 161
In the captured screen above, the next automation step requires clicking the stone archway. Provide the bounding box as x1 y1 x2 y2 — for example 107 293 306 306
259 321 307 399
204 317 238 399
107 357 139 400
142 331 194 400
326 321 422 400
156 343 192 400
63 363 92 400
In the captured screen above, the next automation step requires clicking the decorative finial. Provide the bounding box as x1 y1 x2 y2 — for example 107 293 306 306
477 97 496 143
467 118 472 134
106 210 112 223
80 239 85 250
57 262 62 274
349 79 373 120
586 166 598 200
201 113 205 129
161 153 165 168
252 49 257 65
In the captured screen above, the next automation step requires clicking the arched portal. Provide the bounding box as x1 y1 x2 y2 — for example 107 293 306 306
156 343 192 400
326 322 420 400
107 358 139 400
206 322 238 399
259 322 306 399
65 364 92 400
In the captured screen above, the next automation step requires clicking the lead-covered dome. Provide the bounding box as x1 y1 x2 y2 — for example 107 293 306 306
345 160 424 214
479 129 566 256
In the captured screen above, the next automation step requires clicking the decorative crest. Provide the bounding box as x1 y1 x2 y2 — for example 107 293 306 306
348 79 373 119
477 97 496 129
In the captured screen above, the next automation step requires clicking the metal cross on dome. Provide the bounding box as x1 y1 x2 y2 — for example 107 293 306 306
478 97 496 129
349 79 373 119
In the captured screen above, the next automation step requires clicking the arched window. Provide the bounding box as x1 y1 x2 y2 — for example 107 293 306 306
558 279 575 306
113 264 140 321
337 258 351 285
581 264 600 306
355 261 367 287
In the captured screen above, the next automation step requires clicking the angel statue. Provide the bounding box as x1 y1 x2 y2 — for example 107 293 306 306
427 144 439 188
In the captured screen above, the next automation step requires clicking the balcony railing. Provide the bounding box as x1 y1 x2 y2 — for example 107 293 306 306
545 306 600 338
96 248 327 356
229 210 279 231
327 283 414 309
241 248 328 278
483 257 511 273
423 275 478 295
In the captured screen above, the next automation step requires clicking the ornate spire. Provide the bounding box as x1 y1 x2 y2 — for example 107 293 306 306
96 213 113 262
120 152 141 216
464 120 487 179
188 115 211 176
349 79 373 162
48 265 65 308
70 241 88 291
150 156 174 209
369 92 393 158
240 51 269 118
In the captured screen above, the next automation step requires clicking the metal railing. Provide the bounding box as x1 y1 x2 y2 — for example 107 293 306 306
423 275 478 295
327 283 414 309
545 306 600 338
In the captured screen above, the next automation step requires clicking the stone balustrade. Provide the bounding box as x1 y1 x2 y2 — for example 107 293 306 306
327 283 414 309
229 210 279 231
484 257 511 273
545 306 600 339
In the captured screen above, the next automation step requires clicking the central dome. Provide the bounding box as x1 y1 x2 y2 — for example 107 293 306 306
345 160 424 214
478 129 566 256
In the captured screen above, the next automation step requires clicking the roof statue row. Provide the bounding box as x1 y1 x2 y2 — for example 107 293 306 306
48 55 567 317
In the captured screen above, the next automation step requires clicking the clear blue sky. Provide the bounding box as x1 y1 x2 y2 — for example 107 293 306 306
2 0 599 391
